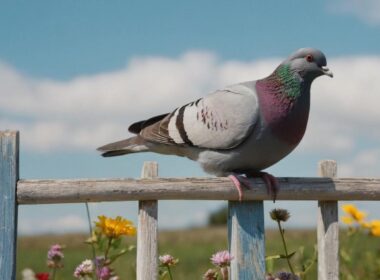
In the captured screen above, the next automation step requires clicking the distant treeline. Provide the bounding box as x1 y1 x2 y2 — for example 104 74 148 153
208 205 228 225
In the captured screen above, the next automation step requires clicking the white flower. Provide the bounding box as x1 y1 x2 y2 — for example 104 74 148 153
21 268 36 280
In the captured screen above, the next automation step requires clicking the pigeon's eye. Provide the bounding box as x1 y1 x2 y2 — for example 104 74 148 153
306 54 314 62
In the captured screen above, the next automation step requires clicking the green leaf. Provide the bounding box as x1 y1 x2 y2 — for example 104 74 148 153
159 270 168 280
111 237 122 249
265 251 295 260
266 258 274 273
265 254 282 261
97 236 106 250
127 245 136 251
287 251 296 259
108 248 129 264
84 230 98 244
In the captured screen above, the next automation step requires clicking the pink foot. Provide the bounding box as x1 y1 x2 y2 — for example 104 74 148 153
258 172 280 202
228 175 245 201
228 172 280 202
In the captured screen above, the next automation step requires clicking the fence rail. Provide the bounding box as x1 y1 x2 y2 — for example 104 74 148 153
1 130 379 280
17 177 380 204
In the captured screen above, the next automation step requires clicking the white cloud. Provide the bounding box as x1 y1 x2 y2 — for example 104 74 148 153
329 0 380 26
1 51 380 175
340 148 380 177
300 56 380 156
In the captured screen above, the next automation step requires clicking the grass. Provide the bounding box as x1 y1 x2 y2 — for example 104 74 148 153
17 227 380 279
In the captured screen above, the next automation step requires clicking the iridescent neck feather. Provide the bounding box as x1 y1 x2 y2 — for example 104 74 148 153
257 63 303 100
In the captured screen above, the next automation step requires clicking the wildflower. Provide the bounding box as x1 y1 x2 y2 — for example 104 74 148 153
342 204 366 223
203 268 218 280
22 268 36 280
47 244 64 261
210 250 233 267
47 244 64 268
96 215 136 238
269 209 296 274
341 215 354 225
159 254 178 280
270 209 290 222
35 273 50 280
369 220 380 237
97 266 112 280
273 271 300 280
159 254 178 266
74 259 94 278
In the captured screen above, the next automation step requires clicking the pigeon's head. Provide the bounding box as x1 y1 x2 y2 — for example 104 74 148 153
285 48 333 81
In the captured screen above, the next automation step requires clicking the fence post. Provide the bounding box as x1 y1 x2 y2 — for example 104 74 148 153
0 131 19 280
228 201 265 280
317 160 339 280
137 162 158 280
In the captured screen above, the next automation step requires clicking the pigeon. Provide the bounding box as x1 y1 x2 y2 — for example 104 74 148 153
98 48 333 201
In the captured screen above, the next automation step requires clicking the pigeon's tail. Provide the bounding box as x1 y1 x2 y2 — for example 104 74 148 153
97 136 149 157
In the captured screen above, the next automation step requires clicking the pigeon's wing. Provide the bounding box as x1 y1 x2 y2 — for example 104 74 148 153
132 82 260 150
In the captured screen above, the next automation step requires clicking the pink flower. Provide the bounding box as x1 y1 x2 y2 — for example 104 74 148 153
210 250 233 267
47 244 64 261
73 259 94 278
159 254 178 266
97 266 112 280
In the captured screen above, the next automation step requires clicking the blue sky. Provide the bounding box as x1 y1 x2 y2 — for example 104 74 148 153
1 1 380 234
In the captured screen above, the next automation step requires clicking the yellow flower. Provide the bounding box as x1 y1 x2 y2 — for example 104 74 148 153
341 216 354 225
96 215 136 238
369 220 380 237
341 204 367 223
361 221 372 229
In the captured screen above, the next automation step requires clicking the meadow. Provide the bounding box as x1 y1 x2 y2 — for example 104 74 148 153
17 226 380 280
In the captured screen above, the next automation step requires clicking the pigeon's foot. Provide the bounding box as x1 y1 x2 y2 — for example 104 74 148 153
228 174 250 202
227 172 280 202
248 171 279 202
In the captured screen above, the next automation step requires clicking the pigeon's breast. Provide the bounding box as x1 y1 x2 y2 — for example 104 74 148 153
257 89 310 146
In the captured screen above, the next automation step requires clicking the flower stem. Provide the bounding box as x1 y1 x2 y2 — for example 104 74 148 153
85 202 99 280
167 266 174 280
104 237 113 260
220 267 228 280
51 267 56 280
277 221 295 274
167 266 173 280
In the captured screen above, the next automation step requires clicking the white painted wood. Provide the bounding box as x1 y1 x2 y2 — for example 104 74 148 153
317 160 339 280
17 177 380 204
137 162 158 280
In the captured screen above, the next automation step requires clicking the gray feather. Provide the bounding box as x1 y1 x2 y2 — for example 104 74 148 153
97 136 148 157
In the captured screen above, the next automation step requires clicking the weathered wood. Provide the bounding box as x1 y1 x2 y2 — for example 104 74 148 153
317 160 339 280
137 162 158 280
228 201 265 280
17 177 380 204
0 131 19 280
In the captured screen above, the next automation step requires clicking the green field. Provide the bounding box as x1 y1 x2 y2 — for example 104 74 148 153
17 227 380 279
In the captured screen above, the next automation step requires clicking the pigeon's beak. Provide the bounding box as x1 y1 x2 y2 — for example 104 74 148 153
321 66 333 78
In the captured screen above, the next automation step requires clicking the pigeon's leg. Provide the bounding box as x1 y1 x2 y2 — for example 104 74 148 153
227 172 279 202
248 171 280 202
227 174 250 202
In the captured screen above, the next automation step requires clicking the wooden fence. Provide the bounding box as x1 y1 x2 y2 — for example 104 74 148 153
1 130 380 279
